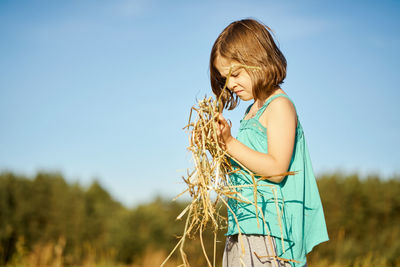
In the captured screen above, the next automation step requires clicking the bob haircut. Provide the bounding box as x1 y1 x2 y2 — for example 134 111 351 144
210 18 287 110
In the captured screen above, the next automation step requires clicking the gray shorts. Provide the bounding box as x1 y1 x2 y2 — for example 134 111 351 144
222 234 305 267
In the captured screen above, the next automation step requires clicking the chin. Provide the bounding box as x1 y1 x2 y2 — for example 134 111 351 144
240 96 253 101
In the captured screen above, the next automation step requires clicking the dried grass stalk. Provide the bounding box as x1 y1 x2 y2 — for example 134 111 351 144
161 64 298 267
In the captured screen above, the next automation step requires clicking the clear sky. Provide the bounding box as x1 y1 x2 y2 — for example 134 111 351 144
1 0 399 208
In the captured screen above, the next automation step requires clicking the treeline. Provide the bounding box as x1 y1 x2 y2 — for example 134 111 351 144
0 171 399 266
312 173 400 266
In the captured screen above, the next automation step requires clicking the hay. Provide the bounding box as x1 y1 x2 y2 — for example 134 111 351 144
161 64 298 267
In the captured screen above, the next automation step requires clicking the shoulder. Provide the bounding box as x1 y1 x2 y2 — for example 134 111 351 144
259 96 297 128
267 96 297 116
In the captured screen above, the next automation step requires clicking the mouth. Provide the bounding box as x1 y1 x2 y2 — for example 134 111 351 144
235 90 243 94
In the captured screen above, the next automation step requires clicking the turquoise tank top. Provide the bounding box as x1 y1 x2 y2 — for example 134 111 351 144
226 93 329 266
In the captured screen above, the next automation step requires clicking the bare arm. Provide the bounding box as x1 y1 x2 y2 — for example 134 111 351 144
217 98 297 183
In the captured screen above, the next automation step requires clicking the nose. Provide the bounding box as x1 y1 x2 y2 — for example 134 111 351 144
226 77 236 91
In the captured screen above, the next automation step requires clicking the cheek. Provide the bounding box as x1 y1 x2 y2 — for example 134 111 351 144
243 78 253 90
237 77 247 86
240 75 252 87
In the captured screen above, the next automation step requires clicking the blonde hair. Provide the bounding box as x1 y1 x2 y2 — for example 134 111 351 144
210 18 287 110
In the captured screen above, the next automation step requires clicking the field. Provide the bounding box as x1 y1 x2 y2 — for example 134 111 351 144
1 171 399 266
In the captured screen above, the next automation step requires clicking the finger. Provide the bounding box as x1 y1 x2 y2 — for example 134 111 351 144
216 113 223 123
218 113 228 125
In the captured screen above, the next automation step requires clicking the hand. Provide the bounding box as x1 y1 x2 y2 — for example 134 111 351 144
216 113 233 147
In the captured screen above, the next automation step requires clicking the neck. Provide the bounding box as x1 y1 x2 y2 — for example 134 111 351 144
254 88 284 106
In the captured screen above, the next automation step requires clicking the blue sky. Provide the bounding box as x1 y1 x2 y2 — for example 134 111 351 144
1 0 399 207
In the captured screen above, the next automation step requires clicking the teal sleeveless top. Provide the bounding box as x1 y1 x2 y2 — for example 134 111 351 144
226 93 329 267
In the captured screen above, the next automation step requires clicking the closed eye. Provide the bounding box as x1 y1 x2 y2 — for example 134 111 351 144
230 73 238 77
230 69 241 77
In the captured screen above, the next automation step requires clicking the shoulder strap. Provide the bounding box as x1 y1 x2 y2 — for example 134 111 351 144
244 103 254 116
254 93 297 120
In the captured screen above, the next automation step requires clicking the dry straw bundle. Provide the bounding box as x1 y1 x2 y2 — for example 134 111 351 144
161 64 298 267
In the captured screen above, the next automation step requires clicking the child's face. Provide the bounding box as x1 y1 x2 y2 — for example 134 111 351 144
214 56 254 101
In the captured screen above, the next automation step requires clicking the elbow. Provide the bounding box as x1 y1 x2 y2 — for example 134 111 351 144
274 165 291 183
267 156 290 183
259 167 288 184
269 174 286 184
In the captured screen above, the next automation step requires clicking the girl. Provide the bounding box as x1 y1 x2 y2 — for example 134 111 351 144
210 19 329 267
